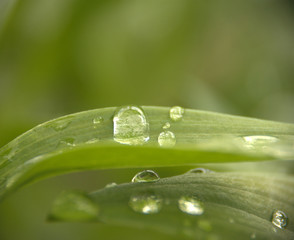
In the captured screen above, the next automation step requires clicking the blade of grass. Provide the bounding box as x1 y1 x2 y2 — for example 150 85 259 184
0 106 294 200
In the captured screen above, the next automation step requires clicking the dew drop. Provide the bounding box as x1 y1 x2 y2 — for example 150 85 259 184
271 210 288 229
170 106 184 121
162 122 171 129
132 170 160 183
113 106 149 145
178 196 204 215
105 182 117 188
48 191 99 221
242 135 279 149
93 116 103 127
129 193 162 214
86 138 99 144
57 138 76 148
158 131 176 147
51 119 72 131
188 168 213 174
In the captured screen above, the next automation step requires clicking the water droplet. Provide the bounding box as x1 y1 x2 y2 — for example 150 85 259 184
93 116 103 127
162 122 170 129
178 196 204 215
188 168 213 174
132 170 160 183
113 106 149 145
158 131 176 147
170 106 184 121
48 191 99 221
272 210 288 229
129 193 162 214
57 138 76 148
51 118 72 131
105 182 117 188
86 138 99 144
242 135 279 149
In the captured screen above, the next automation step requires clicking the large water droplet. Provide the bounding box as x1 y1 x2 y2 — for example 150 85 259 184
178 196 204 215
170 106 184 121
48 191 99 221
113 106 149 145
129 193 162 214
132 170 160 183
93 116 103 128
158 131 176 147
271 210 288 229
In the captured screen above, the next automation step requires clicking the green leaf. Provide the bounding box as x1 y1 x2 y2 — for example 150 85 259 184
0 106 294 200
48 170 294 240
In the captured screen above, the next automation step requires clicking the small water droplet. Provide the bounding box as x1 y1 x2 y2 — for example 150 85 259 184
158 131 176 147
105 182 117 188
272 210 288 229
86 138 99 144
51 118 72 131
129 193 162 214
48 191 99 221
93 116 103 127
162 122 170 129
113 106 149 145
178 196 204 215
242 135 279 149
188 168 213 174
57 138 76 148
132 170 160 183
170 106 184 121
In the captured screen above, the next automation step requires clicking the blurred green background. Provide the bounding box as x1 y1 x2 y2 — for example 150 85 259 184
0 0 293 239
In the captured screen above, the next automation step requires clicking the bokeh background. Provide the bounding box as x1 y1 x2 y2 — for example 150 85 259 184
0 0 293 239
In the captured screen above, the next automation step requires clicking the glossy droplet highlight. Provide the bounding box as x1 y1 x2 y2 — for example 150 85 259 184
158 131 176 147
57 138 76 148
272 210 288 229
170 106 184 121
113 106 149 145
178 196 204 215
129 193 162 214
242 135 279 149
132 170 160 183
51 118 72 131
48 191 99 221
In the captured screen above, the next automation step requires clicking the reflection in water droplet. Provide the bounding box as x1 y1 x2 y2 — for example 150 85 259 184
93 116 103 127
48 191 99 221
158 131 176 147
170 106 184 121
132 170 160 183
188 168 213 174
113 106 149 145
178 196 204 215
162 122 170 129
129 193 162 214
272 210 288 229
105 182 117 188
